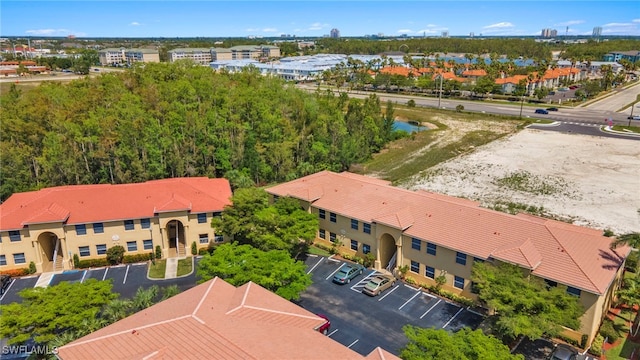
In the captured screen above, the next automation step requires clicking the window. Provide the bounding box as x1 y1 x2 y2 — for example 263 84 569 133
75 224 87 236
140 218 151 229
351 219 358 230
544 279 558 288
329 232 336 242
96 244 107 255
126 241 137 252
93 223 104 234
329 212 336 223
214 235 224 243
13 253 26 264
471 281 480 294
273 195 280 202
319 209 326 219
456 252 467 265
79 246 90 257
197 213 207 224
473 257 485 263
411 238 421 250
350 240 358 251
454 276 464 289
425 266 435 279
9 230 21 242
426 242 436 256
212 211 222 218
363 223 371 234
124 220 134 231
566 286 581 297
319 229 326 239
143 240 153 250
199 234 209 244
363 244 371 254
0 255 6 266
410 260 419 273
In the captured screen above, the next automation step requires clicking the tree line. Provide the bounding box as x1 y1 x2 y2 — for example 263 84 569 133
0 61 396 200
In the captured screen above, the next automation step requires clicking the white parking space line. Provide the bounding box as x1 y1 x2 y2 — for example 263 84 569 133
327 329 339 337
325 262 344 280
398 290 422 310
403 284 420 291
307 257 324 274
420 299 441 319
466 306 485 317
377 284 400 301
0 280 15 302
442 307 464 328
102 267 109 281
347 339 359 348
423 291 436 299
80 270 88 283
350 270 378 293
123 265 130 284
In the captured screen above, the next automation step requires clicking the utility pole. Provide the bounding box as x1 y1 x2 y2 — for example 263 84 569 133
438 74 443 108
519 95 525 119
629 103 635 127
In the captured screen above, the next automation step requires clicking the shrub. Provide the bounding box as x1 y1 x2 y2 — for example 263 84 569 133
598 319 619 343
625 251 639 273
398 265 409 279
28 261 37 274
581 334 589 349
106 245 125 265
198 248 209 256
407 99 416 107
73 254 80 268
363 253 376 268
456 104 464 112
405 277 416 285
76 258 110 269
207 241 217 255
123 253 152 264
191 241 197 256
435 274 447 289
589 334 604 356
155 245 162 260
0 268 30 277
603 229 615 237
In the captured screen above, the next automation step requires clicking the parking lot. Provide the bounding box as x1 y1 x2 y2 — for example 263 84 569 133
297 255 485 356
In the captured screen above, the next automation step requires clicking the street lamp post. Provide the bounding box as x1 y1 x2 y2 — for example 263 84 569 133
519 95 525 119
629 103 635 127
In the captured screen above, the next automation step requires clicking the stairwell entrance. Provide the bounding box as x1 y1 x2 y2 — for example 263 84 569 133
167 220 186 258
37 232 63 272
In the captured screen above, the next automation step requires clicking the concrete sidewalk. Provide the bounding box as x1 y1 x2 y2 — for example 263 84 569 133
165 258 178 279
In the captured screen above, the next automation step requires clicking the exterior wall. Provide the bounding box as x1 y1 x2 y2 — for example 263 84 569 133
212 51 233 61
1 228 37 271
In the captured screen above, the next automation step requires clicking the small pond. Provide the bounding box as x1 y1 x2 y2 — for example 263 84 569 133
393 121 428 133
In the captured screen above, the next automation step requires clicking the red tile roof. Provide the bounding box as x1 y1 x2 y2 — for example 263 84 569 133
0 178 232 230
462 69 487 77
58 277 399 360
267 171 630 295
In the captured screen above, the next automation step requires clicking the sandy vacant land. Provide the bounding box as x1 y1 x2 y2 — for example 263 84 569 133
406 128 640 234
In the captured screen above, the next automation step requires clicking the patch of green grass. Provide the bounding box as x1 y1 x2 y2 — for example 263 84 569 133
602 308 639 360
177 257 193 276
532 119 555 124
148 259 166 279
308 245 331 257
612 125 640 134
494 170 573 196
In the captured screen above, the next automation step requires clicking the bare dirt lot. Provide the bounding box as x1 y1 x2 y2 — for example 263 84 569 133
404 128 640 234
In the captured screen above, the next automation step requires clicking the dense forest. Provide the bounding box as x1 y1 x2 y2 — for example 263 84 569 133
0 62 395 200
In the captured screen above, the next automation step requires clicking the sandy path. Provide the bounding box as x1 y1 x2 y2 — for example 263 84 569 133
406 128 640 234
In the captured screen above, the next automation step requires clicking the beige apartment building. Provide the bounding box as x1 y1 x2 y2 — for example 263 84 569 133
98 48 160 66
267 171 630 345
168 48 213 65
0 178 231 273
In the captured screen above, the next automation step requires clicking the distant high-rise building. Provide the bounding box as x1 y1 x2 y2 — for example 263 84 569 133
592 27 603 37
541 28 557 38
469 32 474 38
330 28 340 38
441 31 449 38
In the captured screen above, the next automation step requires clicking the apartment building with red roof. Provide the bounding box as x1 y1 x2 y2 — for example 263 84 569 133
267 171 630 345
58 277 400 360
0 178 231 273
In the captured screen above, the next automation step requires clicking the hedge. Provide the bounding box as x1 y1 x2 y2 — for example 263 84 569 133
0 268 30 277
123 253 152 264
76 258 110 269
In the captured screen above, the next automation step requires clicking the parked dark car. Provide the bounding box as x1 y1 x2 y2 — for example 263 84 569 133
0 274 12 295
627 115 640 120
316 314 331 335
332 263 365 284
535 109 549 114
549 344 578 360
546 107 559 111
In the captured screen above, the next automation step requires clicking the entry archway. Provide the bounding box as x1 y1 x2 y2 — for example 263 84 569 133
167 220 186 257
37 232 61 272
379 233 397 270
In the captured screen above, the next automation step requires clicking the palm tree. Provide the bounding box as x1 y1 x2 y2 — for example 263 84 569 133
611 233 640 249
132 285 160 312
102 298 133 323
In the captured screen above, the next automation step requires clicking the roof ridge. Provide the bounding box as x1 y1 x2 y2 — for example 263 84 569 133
193 277 219 315
544 224 600 292
225 281 252 315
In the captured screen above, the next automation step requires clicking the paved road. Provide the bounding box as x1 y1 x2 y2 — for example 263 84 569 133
529 121 640 140
582 81 640 114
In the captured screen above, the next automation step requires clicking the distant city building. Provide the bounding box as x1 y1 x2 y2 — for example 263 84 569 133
602 51 640 63
330 28 340 38
592 27 603 37
541 28 557 38
469 32 475 38
98 48 160 66
170 45 280 64
441 31 449 38
167 48 212 65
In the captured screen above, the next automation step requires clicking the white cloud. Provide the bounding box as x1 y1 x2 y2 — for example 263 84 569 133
245 28 259 32
129 22 141 26
554 20 585 27
262 28 278 33
483 22 514 29
603 22 632 27
25 28 72 36
308 22 329 31
633 19 640 23
397 29 413 34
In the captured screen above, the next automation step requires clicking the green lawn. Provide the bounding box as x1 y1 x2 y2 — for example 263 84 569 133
148 259 166 279
177 258 193 276
612 125 640 134
308 245 331 257
601 308 640 360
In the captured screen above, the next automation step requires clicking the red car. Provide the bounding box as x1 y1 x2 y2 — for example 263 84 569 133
316 314 331 335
